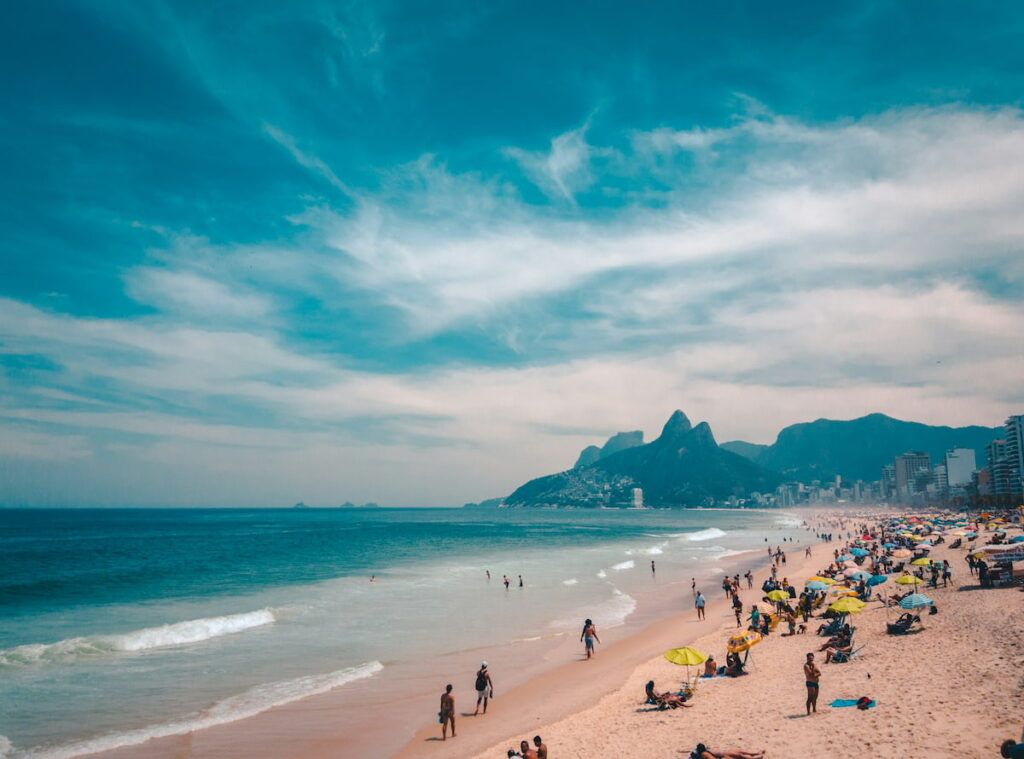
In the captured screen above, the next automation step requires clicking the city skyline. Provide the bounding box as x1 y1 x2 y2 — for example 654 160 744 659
3 2 1024 506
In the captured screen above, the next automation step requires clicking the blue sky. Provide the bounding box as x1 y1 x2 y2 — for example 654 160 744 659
2 1 1023 506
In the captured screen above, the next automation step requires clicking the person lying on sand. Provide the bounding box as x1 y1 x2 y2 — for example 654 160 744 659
684 743 765 759
645 680 692 708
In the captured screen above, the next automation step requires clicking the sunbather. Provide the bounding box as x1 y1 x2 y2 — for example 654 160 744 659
685 742 764 759
825 643 853 663
702 655 717 677
724 652 745 677
645 680 692 709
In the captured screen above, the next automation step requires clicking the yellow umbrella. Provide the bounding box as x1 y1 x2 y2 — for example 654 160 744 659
896 575 924 586
910 558 931 566
828 597 866 614
726 630 762 654
664 646 708 666
664 645 709 682
808 576 836 585
766 590 790 602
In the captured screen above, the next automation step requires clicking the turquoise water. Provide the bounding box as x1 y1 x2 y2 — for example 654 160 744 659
0 507 803 757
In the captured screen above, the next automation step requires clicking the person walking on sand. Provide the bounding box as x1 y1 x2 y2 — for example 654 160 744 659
473 661 493 715
695 590 706 620
439 684 455 739
745 570 753 589
804 652 820 715
581 618 600 659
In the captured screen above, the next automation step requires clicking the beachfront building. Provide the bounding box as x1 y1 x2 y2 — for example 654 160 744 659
894 451 931 501
945 448 977 488
631 488 643 508
1004 415 1024 495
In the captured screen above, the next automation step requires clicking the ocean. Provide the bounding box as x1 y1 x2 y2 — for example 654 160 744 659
0 507 807 758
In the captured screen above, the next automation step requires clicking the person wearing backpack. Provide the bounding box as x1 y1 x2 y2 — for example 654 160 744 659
473 661 494 715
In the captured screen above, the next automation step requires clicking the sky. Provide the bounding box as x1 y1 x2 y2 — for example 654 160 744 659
2 1 1024 506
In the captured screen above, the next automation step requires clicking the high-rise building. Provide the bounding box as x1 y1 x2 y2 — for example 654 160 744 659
880 464 896 499
945 448 977 488
894 451 931 500
631 488 644 509
1004 415 1024 495
932 464 948 492
986 439 1012 496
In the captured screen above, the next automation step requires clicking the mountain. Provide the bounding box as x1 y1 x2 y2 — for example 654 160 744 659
739 413 1001 482
573 430 644 468
507 411 780 507
721 440 768 461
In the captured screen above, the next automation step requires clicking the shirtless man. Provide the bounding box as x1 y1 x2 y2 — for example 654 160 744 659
519 739 538 758
533 735 548 759
804 652 820 715
581 618 600 660
440 684 455 739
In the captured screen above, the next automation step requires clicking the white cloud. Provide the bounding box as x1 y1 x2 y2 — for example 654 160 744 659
504 124 596 201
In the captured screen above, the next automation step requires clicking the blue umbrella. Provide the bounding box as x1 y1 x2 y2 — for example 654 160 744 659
883 542 898 549
898 593 934 610
806 580 828 591
851 547 869 557
848 571 871 582
1009 535 1024 543
965 532 977 538
867 574 887 586
837 554 854 562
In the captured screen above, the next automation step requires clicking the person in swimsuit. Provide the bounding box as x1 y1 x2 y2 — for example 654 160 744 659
439 684 455 739
533 735 548 759
473 661 493 715
804 652 820 715
688 743 764 759
581 618 600 659
519 740 538 759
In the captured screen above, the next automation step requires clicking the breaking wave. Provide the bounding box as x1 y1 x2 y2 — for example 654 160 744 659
0 609 276 667
681 528 727 542
26 661 383 759
611 560 635 571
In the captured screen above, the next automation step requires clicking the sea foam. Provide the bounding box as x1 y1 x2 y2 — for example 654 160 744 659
681 527 727 542
26 661 383 759
0 609 276 667
611 560 635 571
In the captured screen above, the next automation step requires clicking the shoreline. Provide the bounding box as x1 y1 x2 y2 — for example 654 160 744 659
392 523 825 759
88 513 811 759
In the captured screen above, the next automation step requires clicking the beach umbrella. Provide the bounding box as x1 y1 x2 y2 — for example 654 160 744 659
910 558 931 566
892 549 912 559
808 576 836 585
837 554 854 562
898 593 933 610
766 590 790 602
665 646 709 682
1010 535 1024 543
883 542 898 549
847 571 871 582
806 580 828 591
726 631 762 654
896 575 924 586
851 548 869 557
828 597 866 614
917 542 933 549
867 574 887 586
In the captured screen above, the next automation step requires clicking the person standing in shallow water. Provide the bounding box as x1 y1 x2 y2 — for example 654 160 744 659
581 618 600 659
518 574 523 588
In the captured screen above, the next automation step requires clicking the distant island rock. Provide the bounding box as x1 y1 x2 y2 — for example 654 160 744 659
507 410 779 508
463 497 505 509
338 502 382 509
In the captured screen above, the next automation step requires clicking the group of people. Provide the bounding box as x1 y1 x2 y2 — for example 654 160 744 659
438 662 496 740
506 735 547 758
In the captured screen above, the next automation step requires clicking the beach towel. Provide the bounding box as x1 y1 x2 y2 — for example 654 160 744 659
830 698 877 709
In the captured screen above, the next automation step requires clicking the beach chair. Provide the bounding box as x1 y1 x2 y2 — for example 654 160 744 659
818 618 844 637
830 644 865 663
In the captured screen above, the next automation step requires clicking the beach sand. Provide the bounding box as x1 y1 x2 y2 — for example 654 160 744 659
453 521 1024 759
